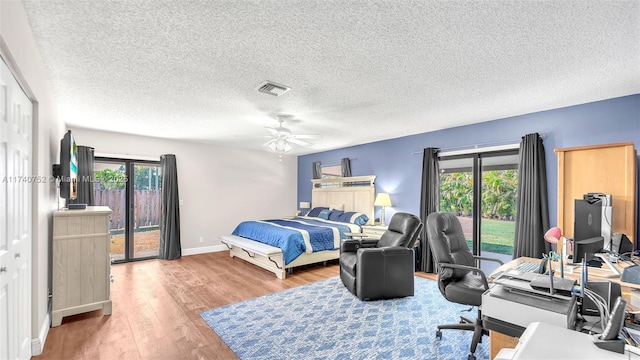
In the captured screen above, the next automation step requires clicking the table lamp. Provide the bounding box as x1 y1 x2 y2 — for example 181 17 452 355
374 193 392 226
299 201 311 216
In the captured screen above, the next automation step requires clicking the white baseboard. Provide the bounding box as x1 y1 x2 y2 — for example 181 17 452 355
182 244 227 256
31 312 50 356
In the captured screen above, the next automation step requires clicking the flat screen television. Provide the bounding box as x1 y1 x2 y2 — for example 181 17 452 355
59 130 78 200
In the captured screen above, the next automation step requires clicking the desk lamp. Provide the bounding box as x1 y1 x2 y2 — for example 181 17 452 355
544 227 566 278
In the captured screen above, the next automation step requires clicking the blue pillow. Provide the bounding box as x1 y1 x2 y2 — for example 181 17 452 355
339 212 369 225
318 209 332 220
328 210 344 222
307 207 328 217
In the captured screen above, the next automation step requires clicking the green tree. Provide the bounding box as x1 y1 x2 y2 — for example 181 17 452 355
440 172 473 216
133 166 161 190
94 168 126 190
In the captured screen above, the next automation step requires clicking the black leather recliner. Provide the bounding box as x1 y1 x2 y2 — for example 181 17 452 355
340 212 423 301
426 212 503 360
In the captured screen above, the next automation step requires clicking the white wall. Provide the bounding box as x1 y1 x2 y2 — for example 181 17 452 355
0 1 66 354
69 127 298 253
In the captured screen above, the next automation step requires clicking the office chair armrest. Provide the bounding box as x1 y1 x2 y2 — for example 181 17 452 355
438 263 490 290
473 255 504 265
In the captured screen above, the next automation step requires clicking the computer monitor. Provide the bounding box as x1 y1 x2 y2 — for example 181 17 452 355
574 199 602 242
573 236 604 264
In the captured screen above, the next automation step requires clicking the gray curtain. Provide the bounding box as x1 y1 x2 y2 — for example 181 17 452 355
159 154 181 260
419 147 440 273
312 162 322 179
513 133 550 259
67 146 95 206
341 158 352 177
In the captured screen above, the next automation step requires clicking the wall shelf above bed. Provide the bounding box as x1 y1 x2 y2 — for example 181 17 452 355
311 175 376 188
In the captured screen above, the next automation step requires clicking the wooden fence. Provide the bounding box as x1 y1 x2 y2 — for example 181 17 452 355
94 189 161 231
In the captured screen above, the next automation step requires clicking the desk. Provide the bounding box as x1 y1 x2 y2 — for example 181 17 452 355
490 256 640 288
495 322 639 359
487 256 640 359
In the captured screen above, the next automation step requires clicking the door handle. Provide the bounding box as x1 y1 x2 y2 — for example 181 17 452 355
15 252 20 258
0 267 6 272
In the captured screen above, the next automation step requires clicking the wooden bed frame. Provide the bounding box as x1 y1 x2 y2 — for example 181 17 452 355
221 175 376 279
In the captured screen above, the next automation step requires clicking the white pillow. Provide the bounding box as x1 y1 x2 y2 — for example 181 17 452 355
329 203 344 211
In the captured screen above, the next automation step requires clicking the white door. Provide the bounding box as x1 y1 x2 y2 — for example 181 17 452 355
0 56 32 359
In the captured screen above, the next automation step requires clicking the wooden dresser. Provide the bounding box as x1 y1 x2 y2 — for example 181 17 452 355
52 206 113 327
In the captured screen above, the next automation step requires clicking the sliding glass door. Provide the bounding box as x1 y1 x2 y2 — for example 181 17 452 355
93 158 161 263
439 150 519 274
94 160 127 261
132 163 162 259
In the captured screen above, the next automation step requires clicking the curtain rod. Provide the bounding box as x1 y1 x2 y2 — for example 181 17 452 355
317 157 357 166
412 134 545 155
95 152 160 162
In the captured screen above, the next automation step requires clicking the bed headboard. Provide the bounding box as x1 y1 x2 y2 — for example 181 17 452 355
310 176 376 225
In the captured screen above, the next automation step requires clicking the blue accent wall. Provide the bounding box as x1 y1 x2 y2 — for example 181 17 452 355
298 94 640 239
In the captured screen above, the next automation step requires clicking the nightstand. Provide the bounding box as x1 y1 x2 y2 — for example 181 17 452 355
361 225 388 239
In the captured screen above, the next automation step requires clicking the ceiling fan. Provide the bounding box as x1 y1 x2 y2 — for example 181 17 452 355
263 116 318 152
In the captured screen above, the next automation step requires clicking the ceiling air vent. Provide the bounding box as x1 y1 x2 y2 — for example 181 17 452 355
257 81 291 97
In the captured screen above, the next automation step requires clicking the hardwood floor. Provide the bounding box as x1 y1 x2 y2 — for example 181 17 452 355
34 251 436 360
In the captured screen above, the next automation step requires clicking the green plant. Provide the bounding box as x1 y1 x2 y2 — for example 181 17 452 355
94 168 126 190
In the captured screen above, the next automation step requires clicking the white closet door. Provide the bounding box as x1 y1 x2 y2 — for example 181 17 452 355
0 55 33 360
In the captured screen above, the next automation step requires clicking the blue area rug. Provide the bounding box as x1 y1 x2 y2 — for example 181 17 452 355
200 277 489 359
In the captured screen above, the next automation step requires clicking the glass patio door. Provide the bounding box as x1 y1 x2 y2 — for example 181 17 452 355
131 163 162 259
439 150 519 275
93 158 161 262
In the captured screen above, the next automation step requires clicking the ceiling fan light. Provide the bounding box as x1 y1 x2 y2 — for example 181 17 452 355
283 142 292 152
268 142 277 151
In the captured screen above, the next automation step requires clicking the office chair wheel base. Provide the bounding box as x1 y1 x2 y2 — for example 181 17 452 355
435 330 442 339
467 354 476 360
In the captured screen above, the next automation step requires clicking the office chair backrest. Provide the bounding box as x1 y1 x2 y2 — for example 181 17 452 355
426 212 475 281
377 212 423 248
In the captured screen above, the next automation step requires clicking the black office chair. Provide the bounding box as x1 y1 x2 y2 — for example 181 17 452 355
340 212 423 301
426 212 503 360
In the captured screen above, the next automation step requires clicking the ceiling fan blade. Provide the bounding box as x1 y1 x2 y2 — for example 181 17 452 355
287 138 313 146
263 139 277 147
289 134 318 139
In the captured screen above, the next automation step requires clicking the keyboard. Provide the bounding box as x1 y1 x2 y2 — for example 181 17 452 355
514 261 541 273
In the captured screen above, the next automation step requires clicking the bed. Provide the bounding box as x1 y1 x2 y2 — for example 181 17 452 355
220 175 376 279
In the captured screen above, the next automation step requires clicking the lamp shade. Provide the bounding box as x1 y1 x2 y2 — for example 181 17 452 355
374 193 392 207
544 227 562 244
299 201 311 209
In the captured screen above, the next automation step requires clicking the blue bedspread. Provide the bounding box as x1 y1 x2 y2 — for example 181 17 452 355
231 218 357 265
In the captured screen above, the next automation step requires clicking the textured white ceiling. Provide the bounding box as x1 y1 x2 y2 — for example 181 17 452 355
21 0 640 155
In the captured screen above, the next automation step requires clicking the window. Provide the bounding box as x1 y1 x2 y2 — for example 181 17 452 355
439 149 519 274
321 164 342 178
